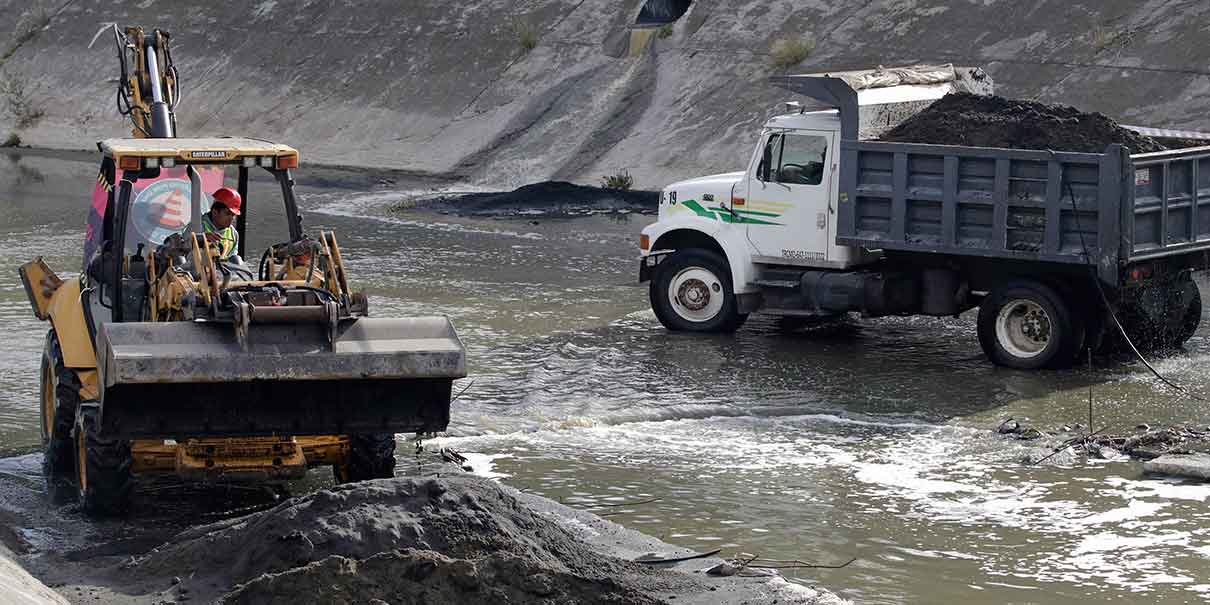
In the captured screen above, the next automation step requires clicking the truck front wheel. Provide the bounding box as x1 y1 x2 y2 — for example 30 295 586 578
650 249 747 333
978 280 1083 370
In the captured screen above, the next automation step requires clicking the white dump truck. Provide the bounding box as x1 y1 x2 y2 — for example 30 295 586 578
639 66 1210 369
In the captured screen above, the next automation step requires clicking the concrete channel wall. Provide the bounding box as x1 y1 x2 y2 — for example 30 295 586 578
1 1 1208 189
0 543 66 605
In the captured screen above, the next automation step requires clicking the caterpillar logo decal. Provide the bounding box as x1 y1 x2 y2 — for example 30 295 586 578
189 150 227 159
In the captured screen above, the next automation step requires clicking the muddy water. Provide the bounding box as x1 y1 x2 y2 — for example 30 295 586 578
3 151 1210 603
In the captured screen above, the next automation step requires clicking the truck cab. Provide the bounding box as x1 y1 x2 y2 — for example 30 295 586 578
639 68 972 332
638 106 872 332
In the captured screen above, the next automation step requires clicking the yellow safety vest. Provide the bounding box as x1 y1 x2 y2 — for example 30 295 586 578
201 212 238 260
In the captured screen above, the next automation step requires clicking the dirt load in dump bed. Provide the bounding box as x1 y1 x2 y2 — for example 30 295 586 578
880 92 1167 153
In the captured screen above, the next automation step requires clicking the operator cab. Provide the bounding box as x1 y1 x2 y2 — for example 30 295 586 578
83 137 350 326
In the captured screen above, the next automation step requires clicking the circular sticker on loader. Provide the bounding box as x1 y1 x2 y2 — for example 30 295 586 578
130 178 204 246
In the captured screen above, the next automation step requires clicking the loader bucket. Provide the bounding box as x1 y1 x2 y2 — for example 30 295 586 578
93 318 466 439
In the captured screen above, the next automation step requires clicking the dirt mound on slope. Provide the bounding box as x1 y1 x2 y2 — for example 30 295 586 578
415 181 659 217
881 93 1166 153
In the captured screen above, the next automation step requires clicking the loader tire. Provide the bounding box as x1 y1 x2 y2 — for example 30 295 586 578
73 406 133 516
339 433 397 483
40 329 79 478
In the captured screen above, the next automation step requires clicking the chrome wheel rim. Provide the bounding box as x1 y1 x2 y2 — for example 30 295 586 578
668 266 724 323
995 299 1051 359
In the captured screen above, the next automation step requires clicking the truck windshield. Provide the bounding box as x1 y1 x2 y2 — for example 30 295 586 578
774 134 827 186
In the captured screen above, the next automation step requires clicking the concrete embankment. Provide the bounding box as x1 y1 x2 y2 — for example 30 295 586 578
2 1 1209 189
0 543 66 605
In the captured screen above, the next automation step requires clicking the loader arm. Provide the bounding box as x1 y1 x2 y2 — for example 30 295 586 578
113 25 177 138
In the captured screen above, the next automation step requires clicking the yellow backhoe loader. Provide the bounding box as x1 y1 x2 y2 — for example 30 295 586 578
17 26 466 515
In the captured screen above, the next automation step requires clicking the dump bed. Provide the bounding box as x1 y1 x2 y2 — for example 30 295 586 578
838 142 1210 286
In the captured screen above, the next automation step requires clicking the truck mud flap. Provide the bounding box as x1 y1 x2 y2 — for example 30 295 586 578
94 318 466 439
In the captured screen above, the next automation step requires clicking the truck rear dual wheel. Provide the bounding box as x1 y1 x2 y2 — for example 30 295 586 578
1174 278 1203 345
40 330 79 478
73 406 133 516
1107 276 1202 353
1139 275 1201 349
650 249 748 333
335 433 397 483
977 280 1085 370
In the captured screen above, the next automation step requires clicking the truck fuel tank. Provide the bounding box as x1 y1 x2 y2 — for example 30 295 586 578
801 270 919 317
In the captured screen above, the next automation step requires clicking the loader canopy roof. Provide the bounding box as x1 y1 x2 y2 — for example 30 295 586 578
85 139 304 266
98 137 299 166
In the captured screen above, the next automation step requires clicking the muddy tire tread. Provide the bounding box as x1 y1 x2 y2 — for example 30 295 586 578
1173 276 1202 347
343 433 397 482
42 329 79 477
74 407 133 516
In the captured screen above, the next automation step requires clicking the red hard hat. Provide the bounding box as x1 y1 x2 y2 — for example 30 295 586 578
212 187 242 215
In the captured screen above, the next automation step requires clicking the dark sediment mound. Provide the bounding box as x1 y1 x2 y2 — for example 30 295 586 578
4 460 842 605
881 93 1167 153
414 181 659 217
127 476 694 604
223 549 661 605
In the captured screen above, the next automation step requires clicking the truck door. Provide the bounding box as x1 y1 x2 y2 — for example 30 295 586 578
744 130 834 265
